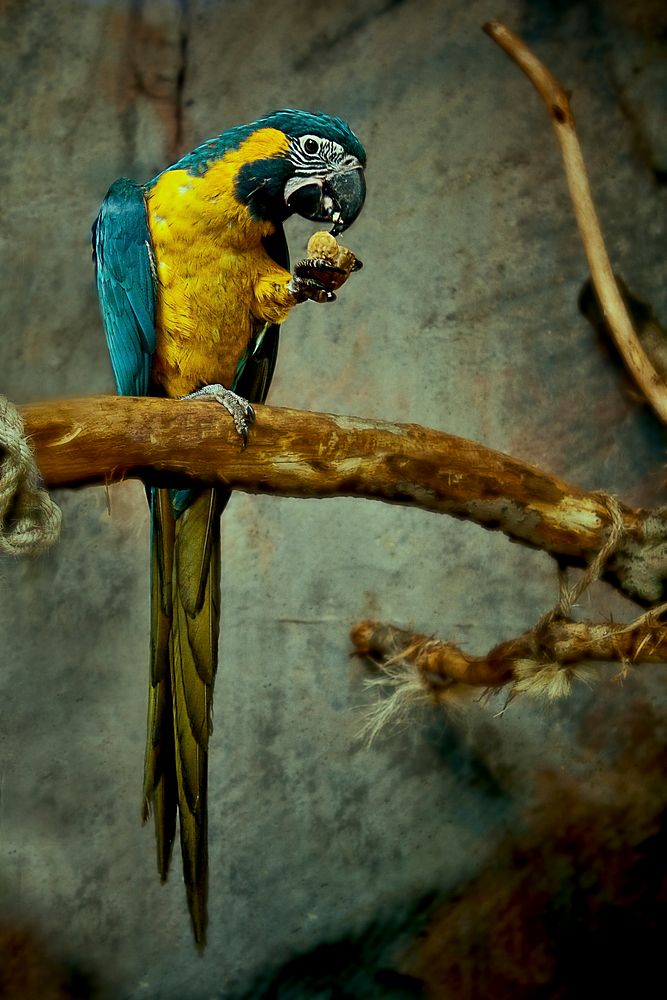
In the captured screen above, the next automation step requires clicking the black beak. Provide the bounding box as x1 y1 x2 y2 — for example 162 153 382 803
285 166 366 236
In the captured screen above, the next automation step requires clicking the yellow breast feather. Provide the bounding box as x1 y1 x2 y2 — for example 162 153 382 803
146 129 295 397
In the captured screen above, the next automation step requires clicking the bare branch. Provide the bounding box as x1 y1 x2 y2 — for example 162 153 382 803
347 27 667 738
351 608 667 711
483 20 667 424
17 395 667 602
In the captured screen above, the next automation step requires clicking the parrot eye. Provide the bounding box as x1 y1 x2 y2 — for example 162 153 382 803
303 136 320 155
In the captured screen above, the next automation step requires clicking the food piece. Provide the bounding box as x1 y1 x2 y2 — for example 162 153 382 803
306 231 361 274
293 231 363 295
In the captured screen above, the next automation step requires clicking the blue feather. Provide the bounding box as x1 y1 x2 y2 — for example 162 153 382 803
146 109 366 185
92 177 156 397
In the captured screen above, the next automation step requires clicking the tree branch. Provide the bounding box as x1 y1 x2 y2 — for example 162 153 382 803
343 25 667 736
483 20 667 425
351 607 667 723
17 395 667 603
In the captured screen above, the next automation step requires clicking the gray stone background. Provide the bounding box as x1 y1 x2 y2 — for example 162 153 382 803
1 1 666 997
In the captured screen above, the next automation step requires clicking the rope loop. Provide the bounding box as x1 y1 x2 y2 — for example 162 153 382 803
0 395 61 556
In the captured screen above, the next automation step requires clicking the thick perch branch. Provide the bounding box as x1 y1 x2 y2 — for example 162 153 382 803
484 20 667 425
18 395 667 602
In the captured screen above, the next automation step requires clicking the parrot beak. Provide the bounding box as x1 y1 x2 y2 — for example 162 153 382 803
284 163 366 235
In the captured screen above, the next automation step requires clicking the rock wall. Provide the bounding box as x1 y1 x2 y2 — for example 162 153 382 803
1 1 665 996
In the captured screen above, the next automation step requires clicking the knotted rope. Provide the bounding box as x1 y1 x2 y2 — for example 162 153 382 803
0 395 61 556
508 493 629 698
538 492 627 629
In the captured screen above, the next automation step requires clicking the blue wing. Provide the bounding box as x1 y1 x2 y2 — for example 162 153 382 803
92 177 157 397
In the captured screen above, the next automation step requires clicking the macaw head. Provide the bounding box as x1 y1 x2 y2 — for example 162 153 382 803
233 109 366 235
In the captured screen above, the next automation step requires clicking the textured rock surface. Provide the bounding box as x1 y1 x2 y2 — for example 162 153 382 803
0 1 665 997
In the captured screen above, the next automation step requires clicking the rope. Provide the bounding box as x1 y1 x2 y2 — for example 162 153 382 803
0 395 61 556
535 492 626 635
507 493 628 699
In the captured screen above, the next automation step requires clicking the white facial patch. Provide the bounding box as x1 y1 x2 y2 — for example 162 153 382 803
288 134 355 176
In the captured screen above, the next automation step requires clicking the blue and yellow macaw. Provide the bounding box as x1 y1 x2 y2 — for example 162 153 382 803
92 110 366 948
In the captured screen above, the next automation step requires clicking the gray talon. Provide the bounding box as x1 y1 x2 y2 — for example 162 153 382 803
181 383 255 448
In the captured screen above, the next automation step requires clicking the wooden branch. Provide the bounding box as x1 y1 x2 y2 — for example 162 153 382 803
17 395 667 603
351 607 667 705
483 20 667 425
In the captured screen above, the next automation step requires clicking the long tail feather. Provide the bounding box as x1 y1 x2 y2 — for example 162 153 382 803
144 489 177 879
172 488 221 950
145 487 222 949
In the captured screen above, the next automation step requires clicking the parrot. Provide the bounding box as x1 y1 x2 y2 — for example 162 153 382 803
92 110 366 949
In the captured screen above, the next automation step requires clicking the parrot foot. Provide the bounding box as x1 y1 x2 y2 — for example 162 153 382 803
288 269 336 304
182 384 256 446
290 234 363 304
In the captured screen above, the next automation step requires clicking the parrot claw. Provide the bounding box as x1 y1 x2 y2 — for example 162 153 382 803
181 384 256 447
288 272 336 304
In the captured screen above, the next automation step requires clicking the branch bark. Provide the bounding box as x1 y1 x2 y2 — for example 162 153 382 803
483 20 667 425
18 395 667 603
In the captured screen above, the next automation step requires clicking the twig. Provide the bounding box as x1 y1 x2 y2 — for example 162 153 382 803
18 395 667 603
483 20 667 424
